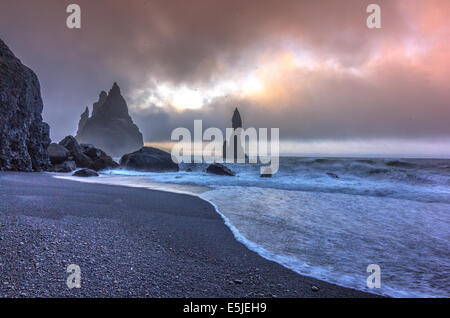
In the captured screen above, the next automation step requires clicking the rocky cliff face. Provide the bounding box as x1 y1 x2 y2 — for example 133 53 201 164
76 106 89 137
0 39 51 171
75 83 143 157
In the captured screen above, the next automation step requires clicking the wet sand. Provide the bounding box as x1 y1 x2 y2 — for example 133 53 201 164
0 172 376 297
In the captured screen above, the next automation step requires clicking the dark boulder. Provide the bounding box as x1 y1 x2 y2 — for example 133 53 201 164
80 144 119 171
0 39 51 171
120 147 179 172
59 135 91 168
73 168 99 177
80 144 104 160
56 136 118 171
326 172 339 179
206 163 235 176
89 157 119 171
47 143 69 164
49 160 76 173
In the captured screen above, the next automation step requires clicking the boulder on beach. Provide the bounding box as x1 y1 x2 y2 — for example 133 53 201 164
75 83 144 157
59 135 92 168
80 143 119 171
89 156 118 171
73 168 99 177
120 147 179 172
0 39 51 171
206 163 235 176
48 143 70 165
48 136 118 172
80 143 103 159
49 160 77 173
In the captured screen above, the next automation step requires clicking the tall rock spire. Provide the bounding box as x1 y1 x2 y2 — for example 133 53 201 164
232 107 242 130
76 107 89 138
110 82 121 94
91 91 107 118
223 107 246 161
75 83 144 157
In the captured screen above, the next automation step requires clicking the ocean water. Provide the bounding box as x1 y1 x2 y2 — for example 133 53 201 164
61 157 450 297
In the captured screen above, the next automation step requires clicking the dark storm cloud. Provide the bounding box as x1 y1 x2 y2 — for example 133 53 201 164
0 0 449 146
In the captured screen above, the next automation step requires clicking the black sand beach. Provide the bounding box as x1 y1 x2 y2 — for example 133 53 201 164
0 172 375 298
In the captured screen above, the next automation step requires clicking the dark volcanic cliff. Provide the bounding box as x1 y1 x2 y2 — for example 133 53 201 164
0 39 51 171
75 83 144 157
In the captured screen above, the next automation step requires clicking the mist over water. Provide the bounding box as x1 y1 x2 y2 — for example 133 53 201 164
65 157 450 297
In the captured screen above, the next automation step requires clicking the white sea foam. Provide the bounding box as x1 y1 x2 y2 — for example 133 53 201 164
58 157 450 297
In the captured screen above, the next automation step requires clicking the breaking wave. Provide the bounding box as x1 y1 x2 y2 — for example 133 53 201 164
63 157 450 297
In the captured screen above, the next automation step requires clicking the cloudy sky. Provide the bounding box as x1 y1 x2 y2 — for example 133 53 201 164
1 0 449 156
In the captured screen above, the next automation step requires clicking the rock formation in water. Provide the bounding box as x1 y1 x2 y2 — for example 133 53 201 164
206 163 235 176
120 147 179 172
48 135 118 172
232 107 242 130
223 107 247 161
73 168 99 177
0 39 51 171
75 83 144 157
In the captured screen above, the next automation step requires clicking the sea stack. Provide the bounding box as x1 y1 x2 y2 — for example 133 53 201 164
0 39 51 171
232 107 242 129
223 108 246 162
75 83 144 157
